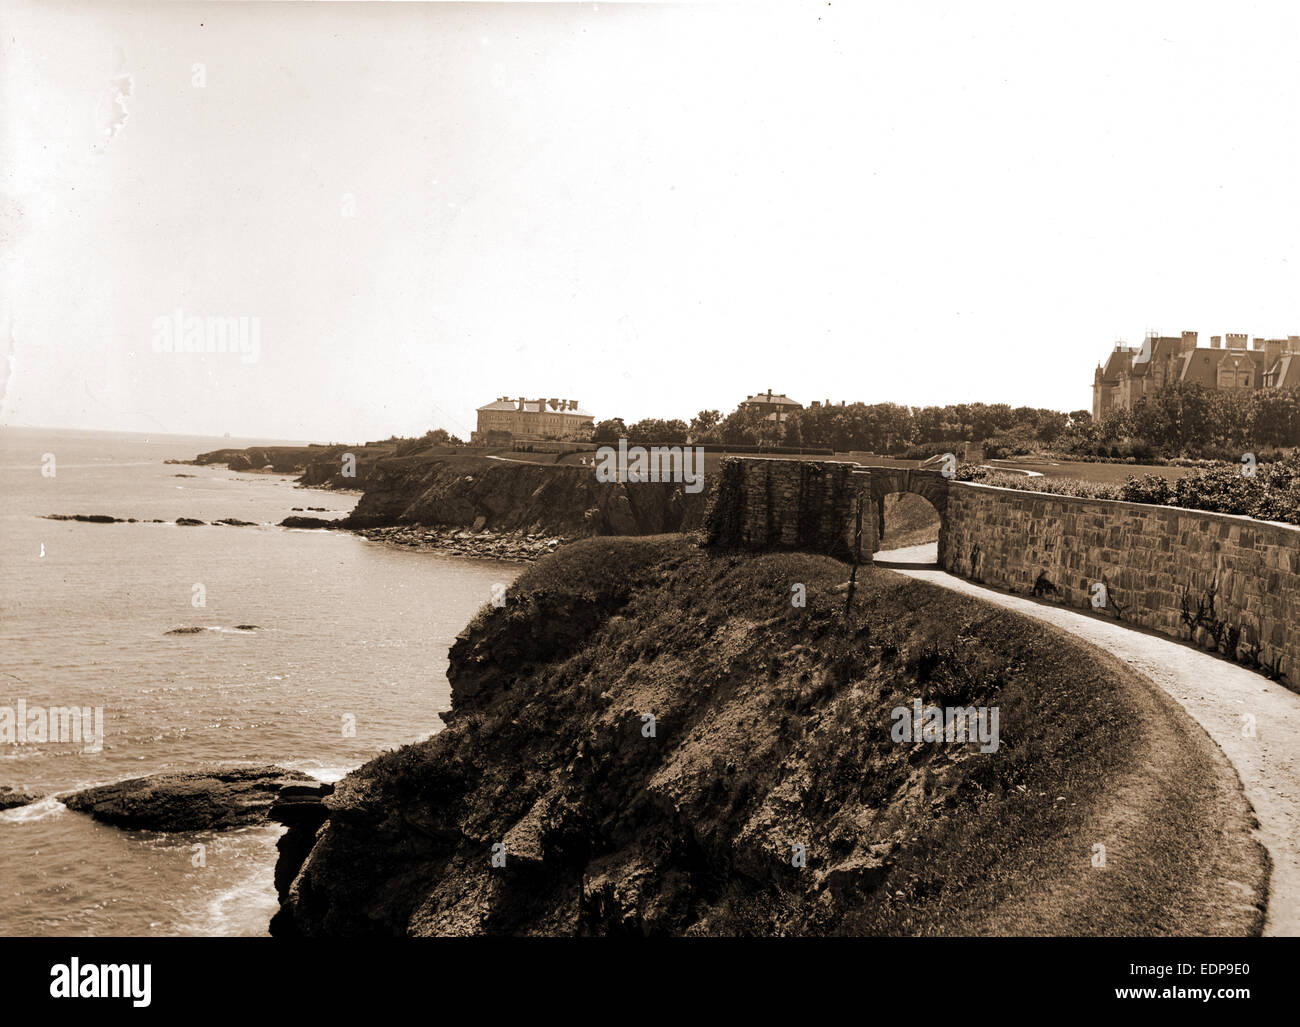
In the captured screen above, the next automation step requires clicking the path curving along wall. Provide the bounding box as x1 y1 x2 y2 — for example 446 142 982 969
941 481 1300 690
704 457 1297 690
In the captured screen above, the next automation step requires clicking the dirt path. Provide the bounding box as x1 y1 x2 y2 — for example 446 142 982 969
893 564 1300 936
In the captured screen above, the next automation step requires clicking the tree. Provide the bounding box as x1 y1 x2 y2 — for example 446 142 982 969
591 418 627 445
689 409 722 441
718 405 765 446
1035 411 1068 443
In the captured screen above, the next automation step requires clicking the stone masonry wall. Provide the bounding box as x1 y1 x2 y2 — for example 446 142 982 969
704 458 874 561
942 481 1300 687
704 458 1298 689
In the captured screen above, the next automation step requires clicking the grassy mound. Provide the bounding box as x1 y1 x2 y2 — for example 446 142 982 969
274 537 1266 936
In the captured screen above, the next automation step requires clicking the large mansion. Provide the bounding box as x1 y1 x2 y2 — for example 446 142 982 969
1092 331 1300 420
739 390 803 423
472 397 595 443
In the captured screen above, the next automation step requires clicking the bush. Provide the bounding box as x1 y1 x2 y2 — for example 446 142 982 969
982 430 1038 460
1119 475 1174 505
902 441 966 460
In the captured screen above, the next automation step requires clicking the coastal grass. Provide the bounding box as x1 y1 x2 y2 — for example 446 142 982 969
298 537 1266 937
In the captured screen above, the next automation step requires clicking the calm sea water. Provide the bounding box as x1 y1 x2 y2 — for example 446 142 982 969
0 426 518 936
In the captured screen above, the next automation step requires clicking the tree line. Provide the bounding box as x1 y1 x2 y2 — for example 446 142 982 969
588 384 1300 459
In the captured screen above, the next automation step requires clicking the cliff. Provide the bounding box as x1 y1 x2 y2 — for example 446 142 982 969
180 441 401 486
185 443 709 536
270 537 1266 936
342 455 710 536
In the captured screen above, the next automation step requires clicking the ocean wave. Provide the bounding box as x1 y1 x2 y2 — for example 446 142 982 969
281 759 355 784
0 796 67 823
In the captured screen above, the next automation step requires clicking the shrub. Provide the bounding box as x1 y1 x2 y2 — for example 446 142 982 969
982 430 1039 460
902 441 966 460
1119 475 1174 505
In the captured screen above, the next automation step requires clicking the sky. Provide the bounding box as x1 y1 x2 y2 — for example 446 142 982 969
2 0 1299 442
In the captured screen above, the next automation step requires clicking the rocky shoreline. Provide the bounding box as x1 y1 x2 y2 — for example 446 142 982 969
354 524 571 562
41 510 567 562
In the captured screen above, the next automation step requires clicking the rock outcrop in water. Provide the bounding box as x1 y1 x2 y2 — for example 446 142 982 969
64 766 315 831
0 787 42 811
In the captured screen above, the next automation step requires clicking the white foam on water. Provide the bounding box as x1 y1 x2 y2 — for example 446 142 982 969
0 796 67 824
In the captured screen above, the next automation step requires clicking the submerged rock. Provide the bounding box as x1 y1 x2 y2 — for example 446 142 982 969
280 516 338 529
215 518 258 526
63 765 315 831
175 518 205 526
0 787 42 811
42 514 123 523
165 626 206 634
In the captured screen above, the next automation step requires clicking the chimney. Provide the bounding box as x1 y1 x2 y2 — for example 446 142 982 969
1289 336 1300 353
1181 330 1198 353
1211 336 1221 349
1227 333 1248 350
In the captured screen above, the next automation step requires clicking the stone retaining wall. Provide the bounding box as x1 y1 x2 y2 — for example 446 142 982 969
942 481 1300 687
704 457 1298 689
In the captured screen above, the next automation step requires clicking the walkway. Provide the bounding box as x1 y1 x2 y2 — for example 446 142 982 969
887 561 1300 936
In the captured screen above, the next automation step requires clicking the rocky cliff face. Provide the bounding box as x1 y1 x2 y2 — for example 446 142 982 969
186 443 711 535
270 537 1265 937
343 457 711 536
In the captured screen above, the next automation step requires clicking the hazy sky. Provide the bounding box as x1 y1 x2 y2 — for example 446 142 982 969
3 1 1299 441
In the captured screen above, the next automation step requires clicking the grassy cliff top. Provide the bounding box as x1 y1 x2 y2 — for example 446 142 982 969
276 537 1266 936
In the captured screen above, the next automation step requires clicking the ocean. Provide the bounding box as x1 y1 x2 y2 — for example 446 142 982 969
0 426 519 936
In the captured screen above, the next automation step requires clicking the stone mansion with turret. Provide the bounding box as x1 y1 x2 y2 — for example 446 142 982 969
1092 331 1300 420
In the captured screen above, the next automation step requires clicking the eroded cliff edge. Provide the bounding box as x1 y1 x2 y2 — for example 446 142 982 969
271 537 1267 936
188 444 710 537
342 455 709 536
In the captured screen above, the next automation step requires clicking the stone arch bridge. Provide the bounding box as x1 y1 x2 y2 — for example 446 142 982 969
703 457 950 564
702 455 1300 686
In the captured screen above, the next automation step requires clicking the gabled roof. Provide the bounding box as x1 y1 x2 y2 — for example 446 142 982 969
1099 349 1136 382
742 393 802 407
1267 354 1300 388
1177 350 1217 386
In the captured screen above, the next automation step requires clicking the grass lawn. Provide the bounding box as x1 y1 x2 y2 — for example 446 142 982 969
403 444 1200 489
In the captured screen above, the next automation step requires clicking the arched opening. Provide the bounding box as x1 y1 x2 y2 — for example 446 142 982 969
873 491 941 567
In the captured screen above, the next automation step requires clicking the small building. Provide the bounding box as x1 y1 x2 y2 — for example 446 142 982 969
472 397 595 443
